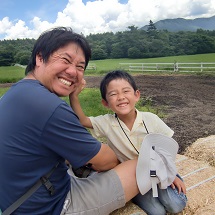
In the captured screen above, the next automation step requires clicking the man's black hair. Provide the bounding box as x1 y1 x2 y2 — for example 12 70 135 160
100 70 138 101
25 27 91 74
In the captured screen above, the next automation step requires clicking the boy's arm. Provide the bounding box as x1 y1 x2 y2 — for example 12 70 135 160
69 79 93 128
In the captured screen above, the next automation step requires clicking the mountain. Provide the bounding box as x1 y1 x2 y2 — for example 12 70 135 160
141 16 215 32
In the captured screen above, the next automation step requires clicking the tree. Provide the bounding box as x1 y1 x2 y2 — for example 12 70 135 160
91 46 107 60
111 43 125 58
0 49 14 66
147 20 157 32
128 47 142 59
14 50 31 65
127 25 138 32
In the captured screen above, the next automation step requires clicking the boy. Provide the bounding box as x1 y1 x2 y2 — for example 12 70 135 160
70 70 187 215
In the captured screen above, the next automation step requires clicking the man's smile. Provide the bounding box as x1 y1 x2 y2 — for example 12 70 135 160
59 78 72 86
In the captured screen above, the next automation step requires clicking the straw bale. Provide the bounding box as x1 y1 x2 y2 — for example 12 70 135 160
111 137 215 215
184 135 215 167
110 201 146 215
176 155 207 176
175 154 215 215
184 179 215 214
194 204 215 215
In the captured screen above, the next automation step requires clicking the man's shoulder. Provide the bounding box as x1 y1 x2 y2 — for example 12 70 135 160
14 79 67 116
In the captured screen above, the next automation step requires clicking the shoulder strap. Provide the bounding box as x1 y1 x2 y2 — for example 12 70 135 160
143 120 149 134
2 162 60 215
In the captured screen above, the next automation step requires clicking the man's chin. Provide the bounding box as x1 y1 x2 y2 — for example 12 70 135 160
54 88 71 97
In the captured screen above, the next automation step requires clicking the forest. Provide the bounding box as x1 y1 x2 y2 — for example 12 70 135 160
0 21 215 66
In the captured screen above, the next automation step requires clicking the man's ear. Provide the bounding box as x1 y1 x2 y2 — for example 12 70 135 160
101 99 109 108
36 53 43 66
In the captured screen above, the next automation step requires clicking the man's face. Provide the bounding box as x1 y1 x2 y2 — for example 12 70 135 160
35 43 86 97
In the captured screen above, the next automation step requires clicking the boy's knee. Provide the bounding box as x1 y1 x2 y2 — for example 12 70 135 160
165 199 187 214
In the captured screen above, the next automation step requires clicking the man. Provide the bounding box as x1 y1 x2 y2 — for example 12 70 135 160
0 27 139 215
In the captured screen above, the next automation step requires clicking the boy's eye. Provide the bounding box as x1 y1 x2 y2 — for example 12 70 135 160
124 89 132 93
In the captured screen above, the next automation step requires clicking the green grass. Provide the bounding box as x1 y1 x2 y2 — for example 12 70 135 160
0 66 25 83
1 53 214 117
62 88 160 117
0 88 9 97
1 53 215 83
87 53 215 73
0 87 161 118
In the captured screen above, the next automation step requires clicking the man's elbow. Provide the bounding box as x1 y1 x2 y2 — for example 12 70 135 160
89 144 119 171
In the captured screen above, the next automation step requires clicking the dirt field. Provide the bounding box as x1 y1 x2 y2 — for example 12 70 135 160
1 74 214 214
1 74 214 153
84 74 215 153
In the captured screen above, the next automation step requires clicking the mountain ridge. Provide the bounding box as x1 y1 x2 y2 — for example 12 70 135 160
141 16 215 32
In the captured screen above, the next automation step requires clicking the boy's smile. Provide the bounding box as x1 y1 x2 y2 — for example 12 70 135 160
104 78 140 117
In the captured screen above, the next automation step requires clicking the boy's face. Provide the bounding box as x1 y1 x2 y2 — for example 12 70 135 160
102 78 140 116
34 42 86 97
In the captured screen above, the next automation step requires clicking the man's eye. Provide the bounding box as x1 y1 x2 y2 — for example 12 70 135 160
77 65 85 70
62 57 71 64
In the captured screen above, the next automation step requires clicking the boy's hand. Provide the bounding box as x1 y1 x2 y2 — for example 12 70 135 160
81 79 86 90
70 78 86 97
171 175 186 194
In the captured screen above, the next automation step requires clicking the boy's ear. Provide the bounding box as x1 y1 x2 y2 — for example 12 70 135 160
101 99 109 108
135 90 141 102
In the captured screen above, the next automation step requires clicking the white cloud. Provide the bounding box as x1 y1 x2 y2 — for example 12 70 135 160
0 0 214 40
4 20 29 40
0 17 12 34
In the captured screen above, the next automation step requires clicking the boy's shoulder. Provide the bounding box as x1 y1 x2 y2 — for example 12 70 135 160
137 110 158 118
90 113 115 121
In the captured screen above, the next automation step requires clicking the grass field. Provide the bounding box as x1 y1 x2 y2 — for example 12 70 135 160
0 87 155 118
0 53 215 82
87 53 215 72
0 66 25 83
1 53 214 116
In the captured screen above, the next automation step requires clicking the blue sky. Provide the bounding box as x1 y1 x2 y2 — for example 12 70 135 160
0 0 214 40
0 0 69 23
0 0 128 23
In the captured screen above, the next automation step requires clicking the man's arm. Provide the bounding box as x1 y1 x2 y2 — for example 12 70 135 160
87 143 119 171
87 146 140 202
69 79 93 128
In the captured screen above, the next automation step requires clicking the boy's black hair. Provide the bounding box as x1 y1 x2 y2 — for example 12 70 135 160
100 70 138 101
25 27 91 75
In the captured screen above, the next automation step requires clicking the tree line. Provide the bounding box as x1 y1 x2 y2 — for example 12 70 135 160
0 21 215 66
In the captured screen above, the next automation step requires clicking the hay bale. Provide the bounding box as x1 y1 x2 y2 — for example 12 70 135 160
184 135 215 167
111 136 215 215
110 201 146 215
194 204 215 215
175 154 215 215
